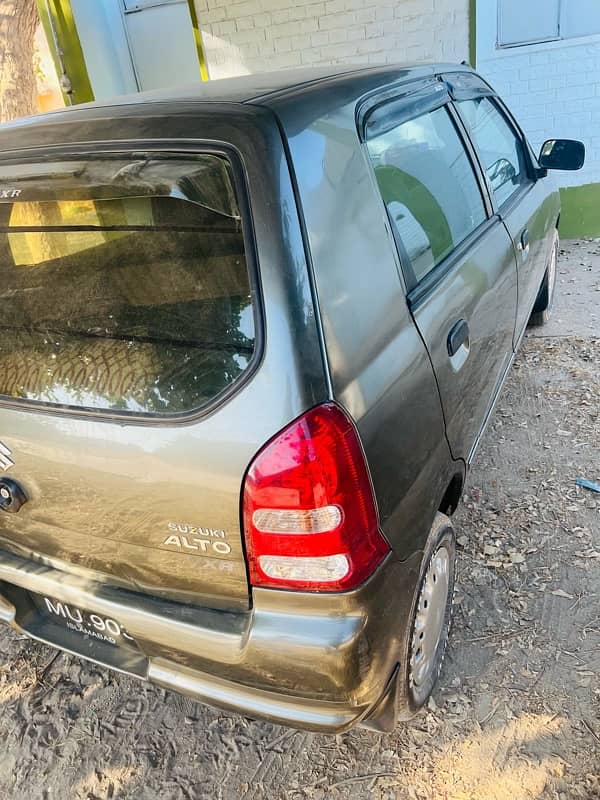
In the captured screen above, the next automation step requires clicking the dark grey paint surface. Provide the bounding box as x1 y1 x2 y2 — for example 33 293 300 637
411 220 518 461
504 184 559 341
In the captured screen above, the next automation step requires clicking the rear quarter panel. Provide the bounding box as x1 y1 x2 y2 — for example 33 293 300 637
270 89 461 563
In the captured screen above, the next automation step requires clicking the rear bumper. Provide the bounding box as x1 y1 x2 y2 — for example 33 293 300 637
0 546 419 733
148 660 372 732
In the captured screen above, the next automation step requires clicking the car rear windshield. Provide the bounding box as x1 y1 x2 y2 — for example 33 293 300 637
0 154 256 417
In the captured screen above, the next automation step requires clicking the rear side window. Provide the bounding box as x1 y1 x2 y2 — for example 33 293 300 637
366 105 487 283
457 97 529 208
0 154 256 417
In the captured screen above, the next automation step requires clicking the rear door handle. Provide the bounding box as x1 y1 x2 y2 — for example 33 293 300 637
447 319 470 357
518 228 530 260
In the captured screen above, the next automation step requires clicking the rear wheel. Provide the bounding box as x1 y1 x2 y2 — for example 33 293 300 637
529 231 558 327
398 513 456 719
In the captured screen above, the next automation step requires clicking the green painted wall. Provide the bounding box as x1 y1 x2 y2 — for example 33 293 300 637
559 183 600 238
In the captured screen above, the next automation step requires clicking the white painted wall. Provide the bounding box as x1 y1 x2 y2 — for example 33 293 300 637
71 0 203 98
193 0 469 79
71 0 137 98
476 0 600 188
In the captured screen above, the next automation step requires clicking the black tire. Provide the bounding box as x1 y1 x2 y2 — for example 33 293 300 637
397 513 456 719
529 232 558 327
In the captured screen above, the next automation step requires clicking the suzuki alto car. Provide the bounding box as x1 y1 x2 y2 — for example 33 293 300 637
0 64 584 732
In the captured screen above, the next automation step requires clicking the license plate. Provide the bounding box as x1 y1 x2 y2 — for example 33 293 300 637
32 593 137 649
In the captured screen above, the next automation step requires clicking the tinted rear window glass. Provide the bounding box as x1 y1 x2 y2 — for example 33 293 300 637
0 155 255 416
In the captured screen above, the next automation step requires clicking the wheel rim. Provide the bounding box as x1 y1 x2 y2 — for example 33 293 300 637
409 546 451 689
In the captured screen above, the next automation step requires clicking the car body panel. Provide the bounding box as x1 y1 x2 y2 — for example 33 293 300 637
409 218 518 462
502 182 560 342
0 540 422 731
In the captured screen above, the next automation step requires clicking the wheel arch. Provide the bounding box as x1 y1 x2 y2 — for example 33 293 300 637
438 470 464 516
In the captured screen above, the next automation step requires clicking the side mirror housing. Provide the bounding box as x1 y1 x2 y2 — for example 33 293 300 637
538 139 585 171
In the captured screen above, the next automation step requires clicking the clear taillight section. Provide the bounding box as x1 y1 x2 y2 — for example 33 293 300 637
242 403 390 592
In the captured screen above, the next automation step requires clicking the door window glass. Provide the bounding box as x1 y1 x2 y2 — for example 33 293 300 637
458 97 529 208
0 155 255 417
367 105 487 283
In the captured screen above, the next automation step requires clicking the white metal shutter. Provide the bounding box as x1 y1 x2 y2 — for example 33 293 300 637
498 0 560 46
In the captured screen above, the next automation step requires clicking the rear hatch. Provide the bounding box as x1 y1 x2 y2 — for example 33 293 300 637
0 149 262 611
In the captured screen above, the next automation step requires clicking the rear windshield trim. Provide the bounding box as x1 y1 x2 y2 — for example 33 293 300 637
0 142 264 427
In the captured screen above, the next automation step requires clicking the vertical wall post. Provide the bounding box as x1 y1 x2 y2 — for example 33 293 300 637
35 0 94 104
187 0 210 81
469 0 477 67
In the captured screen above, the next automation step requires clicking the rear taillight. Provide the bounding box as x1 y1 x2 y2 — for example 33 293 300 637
242 403 390 592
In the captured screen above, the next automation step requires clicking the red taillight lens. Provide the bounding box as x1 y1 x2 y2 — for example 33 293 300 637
242 403 390 592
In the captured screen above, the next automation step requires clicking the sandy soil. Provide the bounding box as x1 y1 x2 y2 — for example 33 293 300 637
0 240 599 800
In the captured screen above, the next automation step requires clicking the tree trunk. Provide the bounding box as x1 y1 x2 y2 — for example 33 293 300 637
0 0 39 122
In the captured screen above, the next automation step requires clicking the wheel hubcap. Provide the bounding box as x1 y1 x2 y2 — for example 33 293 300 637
409 546 451 688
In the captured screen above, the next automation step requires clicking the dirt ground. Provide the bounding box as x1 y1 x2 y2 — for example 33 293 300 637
0 239 599 800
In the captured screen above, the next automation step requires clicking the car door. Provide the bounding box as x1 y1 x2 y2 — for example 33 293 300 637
362 81 518 463
450 83 556 343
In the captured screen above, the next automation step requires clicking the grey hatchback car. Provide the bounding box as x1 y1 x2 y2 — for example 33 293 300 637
0 64 584 733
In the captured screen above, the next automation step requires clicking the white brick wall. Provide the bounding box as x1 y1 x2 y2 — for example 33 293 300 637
476 1 600 188
193 0 469 79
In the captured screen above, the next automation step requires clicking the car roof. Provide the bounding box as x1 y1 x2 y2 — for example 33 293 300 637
3 63 472 124
0 62 477 154
95 65 388 106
